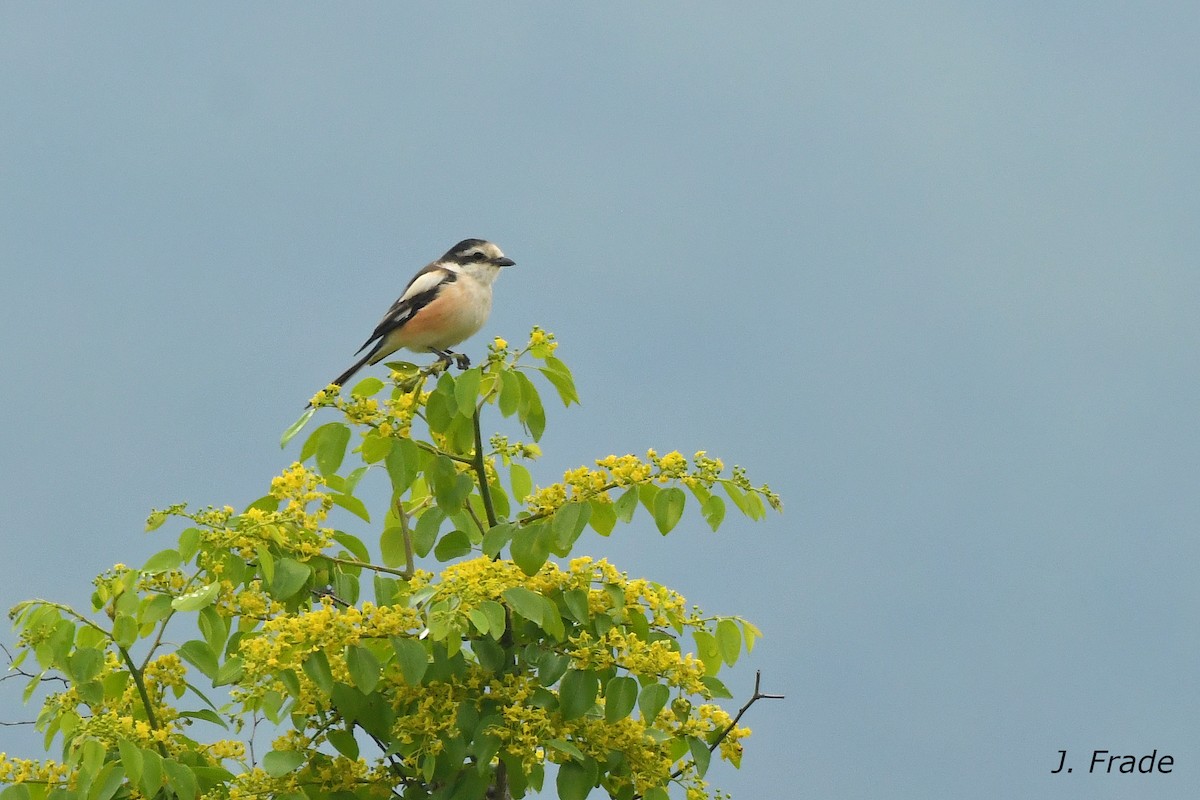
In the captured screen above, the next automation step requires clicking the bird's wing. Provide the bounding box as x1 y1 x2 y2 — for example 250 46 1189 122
354 265 458 355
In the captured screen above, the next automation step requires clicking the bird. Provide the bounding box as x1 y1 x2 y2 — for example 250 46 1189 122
325 238 514 390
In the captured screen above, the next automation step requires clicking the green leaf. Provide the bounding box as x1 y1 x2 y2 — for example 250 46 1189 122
501 587 544 625
514 370 546 441
688 735 712 778
478 600 507 637
112 614 138 647
302 650 334 695
701 675 733 699
198 605 229 655
118 739 143 786
330 492 370 522
163 760 199 800
385 438 420 493
171 582 220 612
588 498 616 536
538 366 580 407
545 738 585 762
473 636 507 672
350 376 385 398
412 507 446 558
280 406 315 448
604 676 638 723
467 606 492 636
551 502 590 552
498 370 522 417
743 619 763 653
638 683 669 722
643 788 669 800
425 380 455 433
559 669 599 720
701 494 726 531
178 527 201 561
142 548 182 574
562 589 590 624
613 487 638 522
0 784 30 800
89 762 125 800
716 618 742 666
432 456 473 511
391 638 428 686
139 747 163 797
540 595 565 640
722 482 753 517
360 431 393 463
555 759 596 800
510 463 532 502
346 644 382 693
263 749 306 777
454 367 483 412
538 651 571 686
380 526 410 569
510 523 551 576
178 708 228 728
271 558 312 600
481 522 516 558
332 531 370 563
434 530 473 562
652 487 686 535
314 422 351 476
66 648 103 684
543 356 580 403
692 630 722 676
178 640 218 680
328 729 360 760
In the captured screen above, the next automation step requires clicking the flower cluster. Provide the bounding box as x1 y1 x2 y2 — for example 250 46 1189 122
0 754 71 788
525 449 765 518
269 462 334 528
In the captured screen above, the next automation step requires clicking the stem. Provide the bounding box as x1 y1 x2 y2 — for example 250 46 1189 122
395 496 415 579
328 556 414 579
118 646 169 758
472 407 498 528
652 670 784 793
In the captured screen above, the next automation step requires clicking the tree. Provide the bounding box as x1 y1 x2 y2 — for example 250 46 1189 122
4 328 782 800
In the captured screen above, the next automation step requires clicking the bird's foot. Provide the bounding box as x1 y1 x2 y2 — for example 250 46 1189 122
431 349 470 371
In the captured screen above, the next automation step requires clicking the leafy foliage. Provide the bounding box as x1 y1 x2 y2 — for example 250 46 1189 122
4 329 781 800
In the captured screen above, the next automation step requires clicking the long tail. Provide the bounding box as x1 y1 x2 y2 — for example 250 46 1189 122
330 351 374 389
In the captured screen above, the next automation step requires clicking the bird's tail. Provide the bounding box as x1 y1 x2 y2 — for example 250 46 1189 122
330 351 374 390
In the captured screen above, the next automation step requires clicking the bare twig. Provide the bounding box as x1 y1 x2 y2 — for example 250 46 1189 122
658 670 784 790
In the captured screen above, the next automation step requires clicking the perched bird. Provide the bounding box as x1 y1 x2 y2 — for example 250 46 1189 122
326 238 514 389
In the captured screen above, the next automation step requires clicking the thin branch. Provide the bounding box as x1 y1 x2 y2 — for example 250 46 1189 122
117 646 170 758
659 670 784 789
472 407 498 528
328 556 413 579
395 495 415 579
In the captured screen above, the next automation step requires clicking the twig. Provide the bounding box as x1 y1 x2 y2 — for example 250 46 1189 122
472 407 498 528
661 670 783 788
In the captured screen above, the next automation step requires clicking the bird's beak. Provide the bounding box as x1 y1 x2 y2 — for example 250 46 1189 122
493 257 516 267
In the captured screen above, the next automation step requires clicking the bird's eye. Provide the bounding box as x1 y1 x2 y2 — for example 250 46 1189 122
470 251 488 261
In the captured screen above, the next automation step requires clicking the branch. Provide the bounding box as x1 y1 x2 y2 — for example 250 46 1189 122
118 646 170 758
472 407 498 529
708 670 784 754
661 670 784 788
328 556 413 579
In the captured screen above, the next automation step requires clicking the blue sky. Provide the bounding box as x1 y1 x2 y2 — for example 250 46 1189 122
3 4 1199 798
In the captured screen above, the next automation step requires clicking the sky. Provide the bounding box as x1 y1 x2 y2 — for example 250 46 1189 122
2 3 1199 798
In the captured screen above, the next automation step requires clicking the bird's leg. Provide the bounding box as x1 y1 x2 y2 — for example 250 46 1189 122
430 349 471 370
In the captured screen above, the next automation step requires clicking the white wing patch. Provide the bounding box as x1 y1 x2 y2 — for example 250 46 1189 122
399 266 454 303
